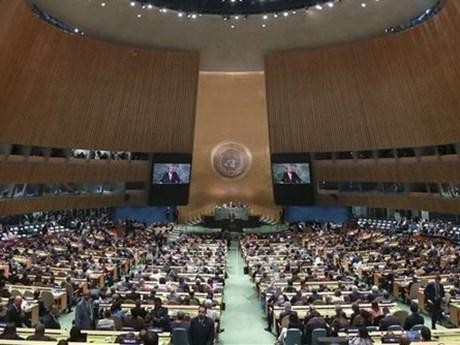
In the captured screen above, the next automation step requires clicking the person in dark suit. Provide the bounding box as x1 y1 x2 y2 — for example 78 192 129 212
40 304 61 329
131 299 147 320
0 323 23 340
74 291 94 330
424 275 445 329
281 165 302 184
170 311 190 331
160 165 181 184
148 298 169 331
379 307 400 331
403 302 424 330
189 306 215 345
6 296 30 327
26 323 56 341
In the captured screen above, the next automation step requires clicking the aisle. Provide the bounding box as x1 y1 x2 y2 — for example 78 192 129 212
219 241 275 345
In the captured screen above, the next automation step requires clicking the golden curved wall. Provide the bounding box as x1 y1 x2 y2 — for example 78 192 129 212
0 1 199 153
265 0 460 153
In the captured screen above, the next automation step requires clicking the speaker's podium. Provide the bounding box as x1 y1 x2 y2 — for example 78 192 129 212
202 215 261 231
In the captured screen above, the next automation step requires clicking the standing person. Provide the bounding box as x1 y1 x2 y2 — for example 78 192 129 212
424 275 445 329
189 306 215 345
74 291 94 330
63 277 74 313
6 296 30 327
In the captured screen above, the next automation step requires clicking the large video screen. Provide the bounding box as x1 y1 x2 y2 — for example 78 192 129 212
272 153 314 206
272 163 311 184
152 164 191 184
149 154 192 206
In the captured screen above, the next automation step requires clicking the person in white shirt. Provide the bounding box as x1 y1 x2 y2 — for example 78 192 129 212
96 310 115 330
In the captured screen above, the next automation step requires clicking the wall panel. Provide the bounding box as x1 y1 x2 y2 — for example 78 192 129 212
266 0 460 153
314 160 460 183
180 72 279 220
0 191 147 216
318 193 460 215
0 1 199 153
0 160 149 184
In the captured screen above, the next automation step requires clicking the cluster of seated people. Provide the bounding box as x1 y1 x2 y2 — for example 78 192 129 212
0 214 227 345
358 217 460 242
242 226 460 344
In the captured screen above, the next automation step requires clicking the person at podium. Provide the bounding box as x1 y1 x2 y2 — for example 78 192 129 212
160 165 181 184
281 164 302 184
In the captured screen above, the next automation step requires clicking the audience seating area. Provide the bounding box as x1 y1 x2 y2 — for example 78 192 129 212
0 216 228 345
241 224 460 345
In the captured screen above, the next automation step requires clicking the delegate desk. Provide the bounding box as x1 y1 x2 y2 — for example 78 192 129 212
393 274 453 298
6 284 68 312
0 299 39 326
99 303 222 320
259 280 351 295
449 302 460 327
116 290 224 305
339 328 460 344
272 303 396 331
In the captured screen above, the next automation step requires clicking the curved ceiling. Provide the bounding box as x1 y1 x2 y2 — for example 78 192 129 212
31 0 439 71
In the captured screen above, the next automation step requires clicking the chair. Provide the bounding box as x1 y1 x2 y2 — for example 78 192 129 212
40 291 55 309
408 283 420 303
393 310 408 326
388 325 402 331
22 290 34 299
311 328 327 345
172 328 190 345
285 329 302 345
280 314 290 329
411 324 425 331
366 326 378 332
111 315 123 331
10 290 21 297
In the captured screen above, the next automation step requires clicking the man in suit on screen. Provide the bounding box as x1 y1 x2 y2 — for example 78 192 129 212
281 164 303 184
160 165 181 184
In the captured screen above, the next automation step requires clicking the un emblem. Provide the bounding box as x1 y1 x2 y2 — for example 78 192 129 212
211 142 252 179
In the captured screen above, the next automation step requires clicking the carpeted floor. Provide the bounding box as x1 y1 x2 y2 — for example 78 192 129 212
218 241 276 345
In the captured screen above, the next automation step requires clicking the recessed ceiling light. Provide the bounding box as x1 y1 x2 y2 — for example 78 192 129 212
130 1 136 7
361 3 367 7
137 13 142 18
100 2 106 7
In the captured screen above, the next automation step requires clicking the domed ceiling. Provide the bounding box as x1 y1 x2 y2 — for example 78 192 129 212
29 0 440 71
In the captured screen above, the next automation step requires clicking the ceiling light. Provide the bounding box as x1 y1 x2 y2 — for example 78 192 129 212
262 14 268 20
137 13 142 18
361 3 367 7
178 12 184 17
283 11 289 17
315 4 323 10
130 1 136 7
100 2 106 7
